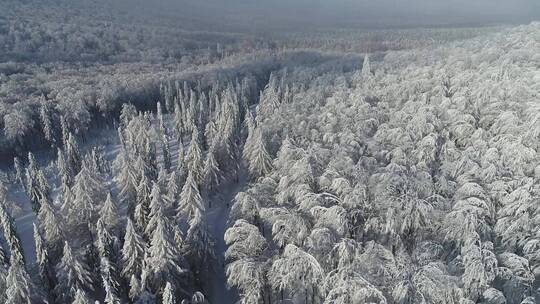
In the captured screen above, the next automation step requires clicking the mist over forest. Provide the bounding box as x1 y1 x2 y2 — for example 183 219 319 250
0 0 539 303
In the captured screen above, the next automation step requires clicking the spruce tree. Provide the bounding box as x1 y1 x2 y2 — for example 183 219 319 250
115 150 138 217
145 183 166 237
142 210 185 293
55 241 93 303
33 223 56 303
5 258 33 304
162 281 176 304
100 193 119 233
177 171 204 220
38 196 64 257
202 145 223 196
72 289 92 304
186 129 204 183
246 128 273 179
0 201 25 265
69 161 105 233
134 174 152 232
121 219 145 282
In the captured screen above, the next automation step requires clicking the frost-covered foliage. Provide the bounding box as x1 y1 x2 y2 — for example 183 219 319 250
1 4 539 302
226 22 540 304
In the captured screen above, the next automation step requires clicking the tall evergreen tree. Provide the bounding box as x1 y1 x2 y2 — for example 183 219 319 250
121 219 145 282
134 174 152 232
141 210 185 293
38 195 64 257
177 171 205 220
246 128 273 179
162 281 176 304
5 258 33 304
115 150 138 217
72 289 92 304
69 161 105 233
0 201 25 265
202 144 223 197
55 241 93 303
186 129 204 183
33 223 56 303
145 183 166 237
100 193 119 233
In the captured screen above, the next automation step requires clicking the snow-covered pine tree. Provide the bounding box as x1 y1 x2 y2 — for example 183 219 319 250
69 160 105 234
121 219 145 282
186 128 204 183
72 289 92 304
186 206 214 283
25 152 42 212
100 193 119 233
5 258 33 304
0 201 25 265
55 241 93 303
162 133 172 171
115 149 138 217
157 166 168 191
57 148 73 191
40 102 55 145
66 133 82 176
99 253 121 304
145 182 167 237
202 144 222 196
173 103 185 140
246 128 273 179
141 208 185 293
165 171 180 215
177 171 204 220
33 223 56 302
13 156 24 189
134 174 152 233
38 195 64 258
175 144 188 187
362 54 372 78
162 281 176 304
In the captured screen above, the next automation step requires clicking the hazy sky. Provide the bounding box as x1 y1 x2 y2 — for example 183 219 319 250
119 0 540 31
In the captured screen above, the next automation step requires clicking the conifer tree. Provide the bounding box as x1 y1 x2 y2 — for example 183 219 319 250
134 174 152 232
162 281 176 304
145 183 166 237
38 196 64 257
100 193 119 233
66 133 82 176
202 145 223 196
165 171 180 214
362 54 372 78
33 223 56 303
55 241 93 303
13 157 24 189
121 219 145 282
141 210 185 293
115 150 138 216
40 102 55 145
0 201 25 265
69 161 105 232
57 148 72 190
99 252 121 304
246 128 273 179
177 171 204 220
186 207 214 282
162 133 172 171
72 289 92 304
5 258 33 304
186 129 204 183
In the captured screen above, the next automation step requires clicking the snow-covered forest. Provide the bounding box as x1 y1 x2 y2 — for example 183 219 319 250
1 0 540 303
